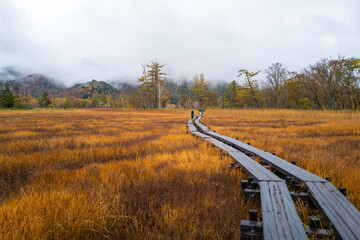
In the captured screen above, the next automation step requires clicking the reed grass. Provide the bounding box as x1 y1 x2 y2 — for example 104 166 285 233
0 109 245 239
202 109 360 208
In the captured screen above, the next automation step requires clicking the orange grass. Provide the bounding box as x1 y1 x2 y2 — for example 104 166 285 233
2 109 357 239
202 109 360 209
0 109 246 239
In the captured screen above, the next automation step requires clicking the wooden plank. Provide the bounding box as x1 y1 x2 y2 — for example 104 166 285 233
257 152 325 182
228 151 283 182
191 118 308 239
208 138 239 153
194 118 211 132
201 126 325 182
187 124 198 133
224 137 264 155
193 117 360 240
307 182 360 240
260 182 308 240
191 131 211 140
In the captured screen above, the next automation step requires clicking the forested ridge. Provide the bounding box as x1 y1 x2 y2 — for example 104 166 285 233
1 57 359 110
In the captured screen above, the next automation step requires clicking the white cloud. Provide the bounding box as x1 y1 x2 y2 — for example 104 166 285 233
1 0 359 85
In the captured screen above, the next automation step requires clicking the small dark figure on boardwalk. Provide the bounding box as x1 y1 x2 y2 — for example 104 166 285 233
191 109 194 119
199 109 202 116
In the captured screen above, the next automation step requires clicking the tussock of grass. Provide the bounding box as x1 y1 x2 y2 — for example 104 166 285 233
2 108 357 239
0 109 244 239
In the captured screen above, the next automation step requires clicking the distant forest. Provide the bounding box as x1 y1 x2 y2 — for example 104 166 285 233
1 56 359 110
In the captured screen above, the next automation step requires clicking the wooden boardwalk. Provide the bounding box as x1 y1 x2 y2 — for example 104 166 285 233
188 117 307 240
188 116 360 240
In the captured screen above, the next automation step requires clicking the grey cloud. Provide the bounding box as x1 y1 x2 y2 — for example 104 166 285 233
0 0 359 86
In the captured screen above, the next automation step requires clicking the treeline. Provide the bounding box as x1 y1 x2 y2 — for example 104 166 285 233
1 57 359 110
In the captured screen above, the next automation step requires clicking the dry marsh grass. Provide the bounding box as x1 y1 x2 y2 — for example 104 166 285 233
0 109 246 239
1 109 358 239
202 109 360 208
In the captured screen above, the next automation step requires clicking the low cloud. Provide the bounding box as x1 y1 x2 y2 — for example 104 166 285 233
1 0 359 86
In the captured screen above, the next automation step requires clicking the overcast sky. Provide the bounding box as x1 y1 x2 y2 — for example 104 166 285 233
1 0 359 86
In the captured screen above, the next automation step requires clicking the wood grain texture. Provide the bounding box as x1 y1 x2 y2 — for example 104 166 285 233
307 182 360 240
260 182 308 240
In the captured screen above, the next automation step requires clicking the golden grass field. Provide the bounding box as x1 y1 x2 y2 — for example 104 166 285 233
202 109 360 208
0 109 359 239
0 109 246 239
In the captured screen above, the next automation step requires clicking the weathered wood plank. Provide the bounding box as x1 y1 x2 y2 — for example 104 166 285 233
191 118 308 239
194 117 211 132
228 151 283 182
193 117 360 240
307 182 360 240
257 152 325 182
208 138 239 153
191 131 211 139
188 124 198 133
260 182 308 240
197 122 325 182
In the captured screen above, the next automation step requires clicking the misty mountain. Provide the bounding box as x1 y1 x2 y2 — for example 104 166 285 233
0 66 124 99
0 67 24 81
58 79 120 99
9 74 64 97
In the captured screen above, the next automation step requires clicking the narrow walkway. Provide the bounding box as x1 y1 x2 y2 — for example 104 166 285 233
189 116 360 240
188 117 307 240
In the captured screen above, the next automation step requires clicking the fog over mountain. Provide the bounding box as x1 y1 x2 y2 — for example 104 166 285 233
1 0 360 86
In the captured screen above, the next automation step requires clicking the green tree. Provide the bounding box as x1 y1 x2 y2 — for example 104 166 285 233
0 81 4 107
224 80 240 109
2 81 15 108
38 92 51 107
63 96 73 109
13 85 22 108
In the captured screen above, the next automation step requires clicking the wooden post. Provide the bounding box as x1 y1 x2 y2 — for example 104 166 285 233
286 176 292 185
249 209 258 221
339 187 347 196
310 216 320 228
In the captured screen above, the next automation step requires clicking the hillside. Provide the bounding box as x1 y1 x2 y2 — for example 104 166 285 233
8 74 64 97
59 79 120 99
1 67 121 99
0 67 23 81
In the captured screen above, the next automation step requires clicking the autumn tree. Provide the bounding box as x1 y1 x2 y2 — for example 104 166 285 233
224 80 240 109
176 81 192 108
137 65 154 108
63 96 73 109
301 57 360 109
146 61 168 109
213 82 228 108
137 62 168 109
238 69 261 108
119 92 127 109
265 63 289 108
190 73 213 109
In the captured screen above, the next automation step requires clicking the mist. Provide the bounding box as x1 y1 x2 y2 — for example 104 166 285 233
1 0 359 86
